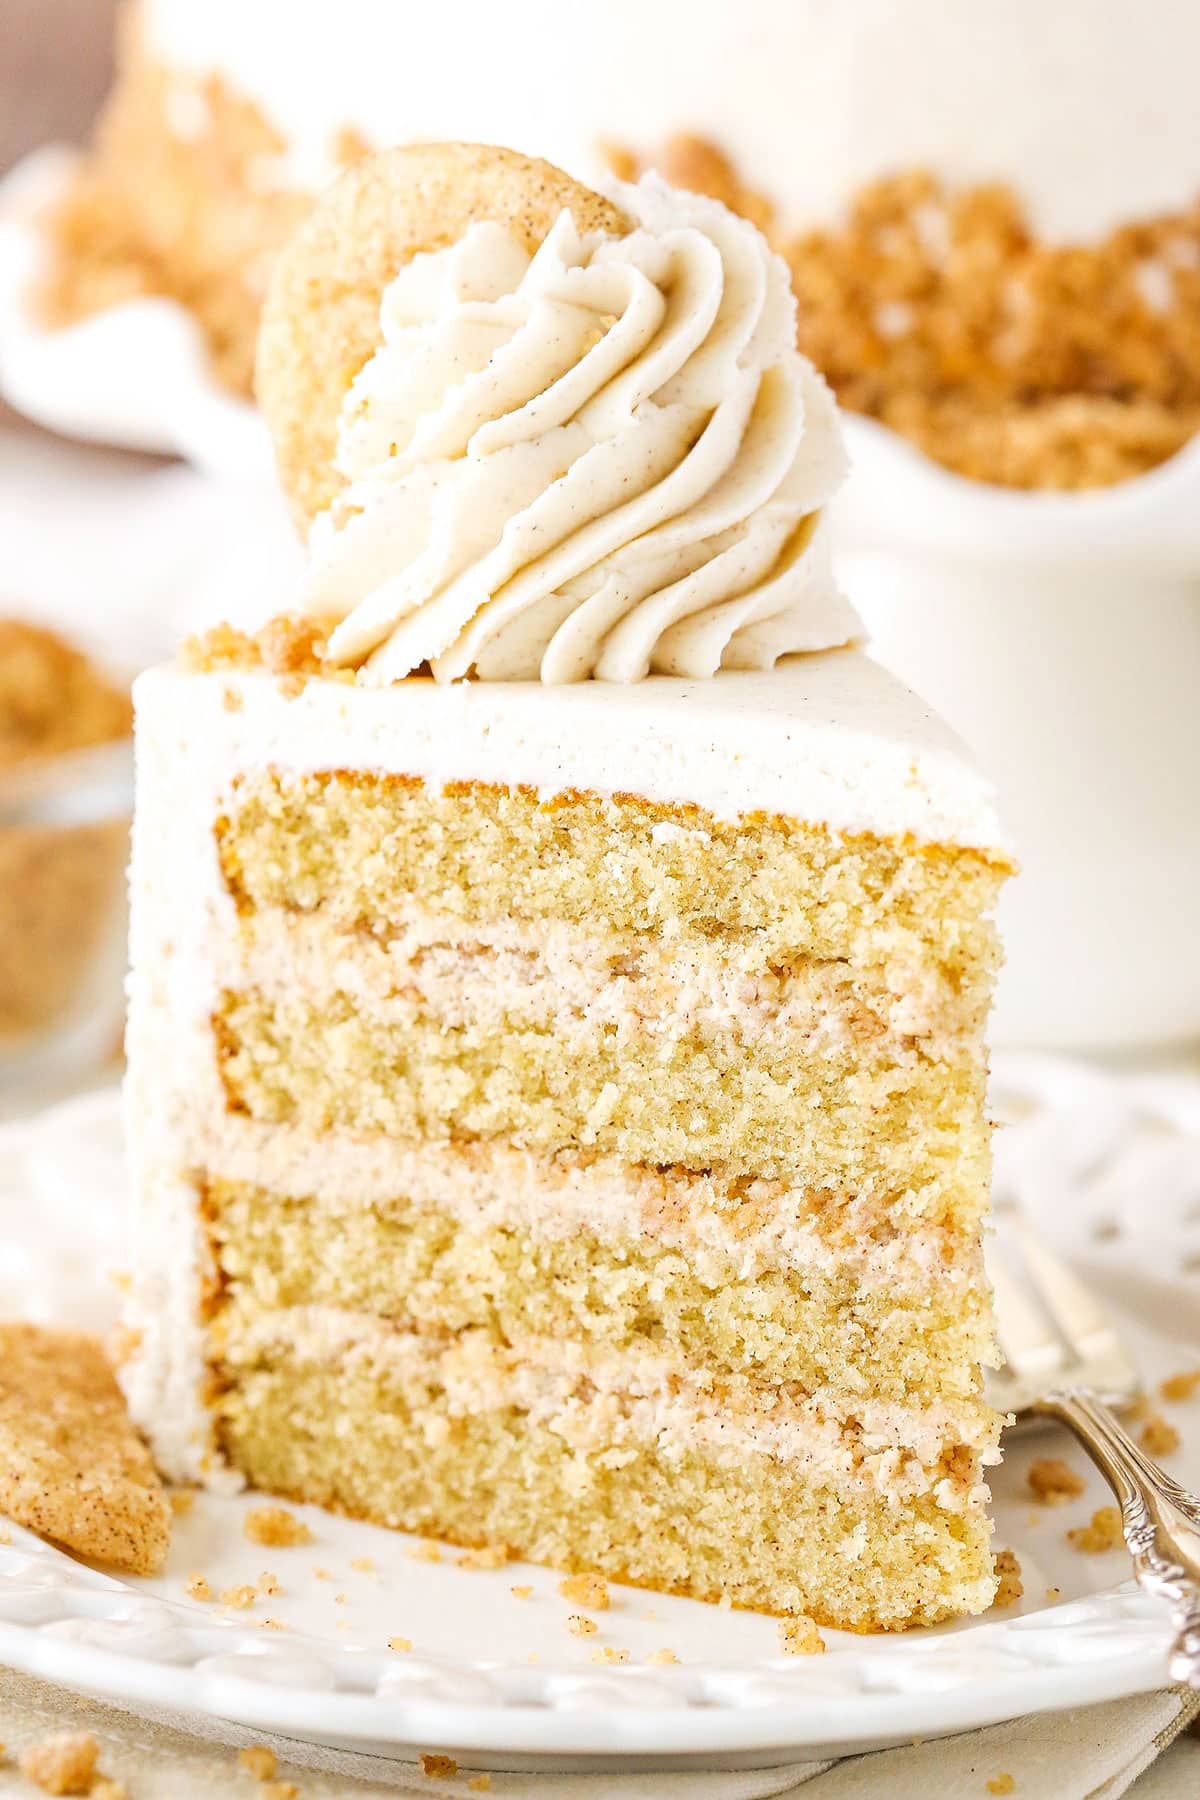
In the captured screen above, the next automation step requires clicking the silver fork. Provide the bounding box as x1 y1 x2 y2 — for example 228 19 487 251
986 1207 1200 1688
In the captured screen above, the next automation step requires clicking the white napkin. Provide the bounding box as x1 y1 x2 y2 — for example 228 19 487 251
0 1668 1195 1798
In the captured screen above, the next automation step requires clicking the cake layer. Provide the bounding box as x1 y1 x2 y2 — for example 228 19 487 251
205 1171 992 1399
218 769 1008 986
216 987 990 1194
213 1320 997 1627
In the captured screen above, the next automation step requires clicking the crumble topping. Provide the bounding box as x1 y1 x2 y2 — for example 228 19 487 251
242 1505 312 1547
603 137 1200 489
237 1746 277 1781
778 1615 825 1655
0 620 130 771
558 1573 610 1610
420 1753 458 1778
991 1548 1024 1608
19 1732 100 1795
1161 1369 1200 1403
1027 1458 1085 1505
1068 1506 1124 1553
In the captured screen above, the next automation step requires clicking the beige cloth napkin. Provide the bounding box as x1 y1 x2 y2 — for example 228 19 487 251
0 1669 1195 1799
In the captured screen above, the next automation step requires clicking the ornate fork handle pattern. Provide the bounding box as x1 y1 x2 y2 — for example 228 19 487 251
1035 1389 1200 1689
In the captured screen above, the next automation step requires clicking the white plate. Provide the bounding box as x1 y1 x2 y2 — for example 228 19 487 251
0 1071 1197 1771
0 148 268 478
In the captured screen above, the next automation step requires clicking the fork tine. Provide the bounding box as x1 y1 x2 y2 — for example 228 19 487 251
1007 1214 1134 1378
985 1245 1068 1382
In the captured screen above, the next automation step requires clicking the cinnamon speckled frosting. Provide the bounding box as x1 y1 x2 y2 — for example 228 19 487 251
304 176 859 684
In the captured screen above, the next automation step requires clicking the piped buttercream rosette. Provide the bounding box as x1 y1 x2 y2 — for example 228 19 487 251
258 142 860 684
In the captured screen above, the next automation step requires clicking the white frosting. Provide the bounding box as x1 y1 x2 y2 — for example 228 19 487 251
306 180 854 684
141 0 1200 240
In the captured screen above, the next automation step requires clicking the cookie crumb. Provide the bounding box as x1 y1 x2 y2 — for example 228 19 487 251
1138 1414 1181 1457
510 1585 532 1599
646 1648 679 1665
218 1584 257 1610
238 1746 277 1781
1068 1506 1124 1553
19 1731 99 1794
420 1753 457 1778
589 1646 630 1665
566 1614 597 1637
243 1506 312 1547
387 1636 412 1653
558 1573 609 1610
185 1572 212 1601
778 1615 825 1656
457 1544 512 1570
258 1572 280 1596
992 1549 1024 1608
1160 1369 1200 1403
1044 1586 1062 1601
986 1778 1016 1796
1027 1458 1085 1505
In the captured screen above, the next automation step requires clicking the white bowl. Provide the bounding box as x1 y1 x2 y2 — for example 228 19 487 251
838 416 1200 1051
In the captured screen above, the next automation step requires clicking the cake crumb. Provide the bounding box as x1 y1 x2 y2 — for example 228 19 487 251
589 1646 630 1665
258 1571 280 1596
1160 1369 1200 1403
566 1614 597 1636
1045 1586 1062 1601
1028 1458 1085 1505
243 1506 312 1547
1069 1506 1124 1553
238 1745 277 1781
420 1753 457 1778
334 1593 347 1605
992 1549 1024 1608
510 1585 532 1599
468 1779 491 1794
457 1544 512 1570
219 1584 257 1610
1138 1414 1181 1457
311 1567 331 1581
408 1541 442 1563
387 1636 412 1653
260 1618 286 1631
168 1491 194 1517
646 1648 679 1665
349 1556 374 1572
261 1785 298 1800
19 1731 99 1794
986 1777 1016 1795
92 1780 128 1800
0 1525 10 1544
778 1615 825 1656
185 1573 212 1601
558 1573 609 1610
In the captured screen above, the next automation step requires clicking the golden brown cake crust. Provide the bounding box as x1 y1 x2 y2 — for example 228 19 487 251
256 143 628 530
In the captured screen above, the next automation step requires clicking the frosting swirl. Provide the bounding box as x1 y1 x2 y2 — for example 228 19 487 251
304 176 860 683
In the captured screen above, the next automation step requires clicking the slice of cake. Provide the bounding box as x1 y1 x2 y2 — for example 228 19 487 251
122 144 1014 1628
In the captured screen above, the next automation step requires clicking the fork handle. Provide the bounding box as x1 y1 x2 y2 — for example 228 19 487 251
1034 1389 1200 1690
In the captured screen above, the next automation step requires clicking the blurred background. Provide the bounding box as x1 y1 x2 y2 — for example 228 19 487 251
1 0 1198 1108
